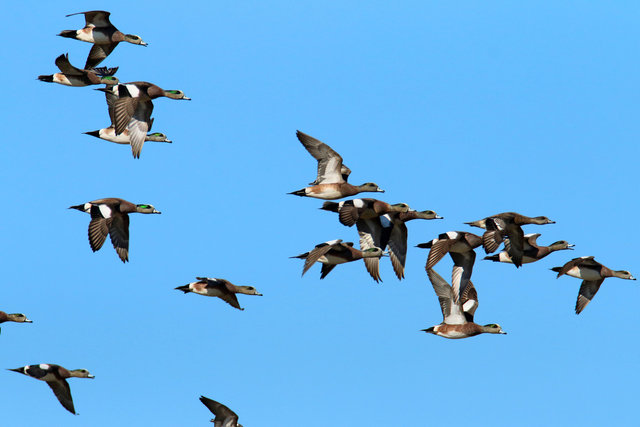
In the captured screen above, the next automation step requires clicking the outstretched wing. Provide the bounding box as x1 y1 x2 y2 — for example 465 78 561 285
296 130 347 184
47 380 75 414
426 269 466 325
575 279 605 314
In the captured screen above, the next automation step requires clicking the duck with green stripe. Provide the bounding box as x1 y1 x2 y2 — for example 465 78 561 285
38 53 118 87
69 198 160 262
98 82 189 159
83 127 172 159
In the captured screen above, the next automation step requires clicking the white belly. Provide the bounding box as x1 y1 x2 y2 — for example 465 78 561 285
319 255 348 265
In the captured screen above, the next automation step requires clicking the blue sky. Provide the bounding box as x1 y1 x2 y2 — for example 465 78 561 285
1 1 638 425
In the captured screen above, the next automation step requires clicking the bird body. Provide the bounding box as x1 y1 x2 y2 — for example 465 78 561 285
9 364 94 414
422 269 506 339
551 256 635 314
289 131 384 199
484 234 573 264
175 278 262 310
38 53 118 87
58 11 147 69
291 239 384 281
69 197 160 262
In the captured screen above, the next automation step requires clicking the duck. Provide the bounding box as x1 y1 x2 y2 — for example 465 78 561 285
465 212 555 268
288 131 384 199
422 269 506 339
98 82 190 158
69 198 160 262
320 198 410 227
83 127 171 158
484 234 573 264
38 53 118 87
58 10 147 70
290 239 385 282
417 231 482 300
356 209 443 280
175 278 262 311
0 311 32 335
551 256 636 314
199 396 243 426
8 364 94 414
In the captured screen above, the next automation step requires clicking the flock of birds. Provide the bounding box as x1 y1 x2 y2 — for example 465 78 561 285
3 9 635 425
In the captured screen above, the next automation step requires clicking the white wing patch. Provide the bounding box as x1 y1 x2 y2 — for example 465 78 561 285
446 231 459 239
39 364 50 370
125 84 141 98
98 204 112 218
353 199 365 208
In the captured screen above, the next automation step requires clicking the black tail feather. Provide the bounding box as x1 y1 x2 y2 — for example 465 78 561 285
38 75 53 82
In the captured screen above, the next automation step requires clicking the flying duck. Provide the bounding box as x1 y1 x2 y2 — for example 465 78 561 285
320 198 410 227
417 231 482 301
38 53 118 87
98 82 190 158
58 10 147 69
83 127 171 157
291 239 385 282
69 198 160 262
288 131 384 199
8 364 94 414
356 209 443 280
551 256 636 314
175 278 262 311
0 311 32 335
422 269 506 339
484 234 573 264
465 212 555 268
199 396 243 426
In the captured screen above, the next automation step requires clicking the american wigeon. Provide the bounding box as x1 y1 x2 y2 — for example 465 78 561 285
288 131 384 199
98 82 190 158
417 231 482 301
465 212 555 268
38 53 118 87
321 198 410 227
83 127 171 158
175 278 262 311
551 256 636 314
58 11 147 69
484 234 573 264
291 239 385 282
199 396 243 426
356 209 443 280
422 269 506 339
8 364 94 414
0 311 32 335
69 198 160 262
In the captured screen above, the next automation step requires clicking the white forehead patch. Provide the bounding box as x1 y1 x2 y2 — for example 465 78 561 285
98 204 112 218
446 231 459 239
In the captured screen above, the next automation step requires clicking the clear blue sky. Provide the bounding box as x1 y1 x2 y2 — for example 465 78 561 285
1 1 638 425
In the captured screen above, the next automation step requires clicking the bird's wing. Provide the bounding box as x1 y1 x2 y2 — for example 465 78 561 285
199 396 239 423
302 241 341 276
55 53 83 76
575 279 605 314
460 280 479 323
296 130 346 184
85 43 117 69
503 223 525 267
425 238 455 270
66 11 112 27
556 256 597 278
426 269 466 325
357 219 383 283
46 379 75 414
386 221 407 280
127 100 154 158
113 96 138 135
450 250 476 302
108 213 130 262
